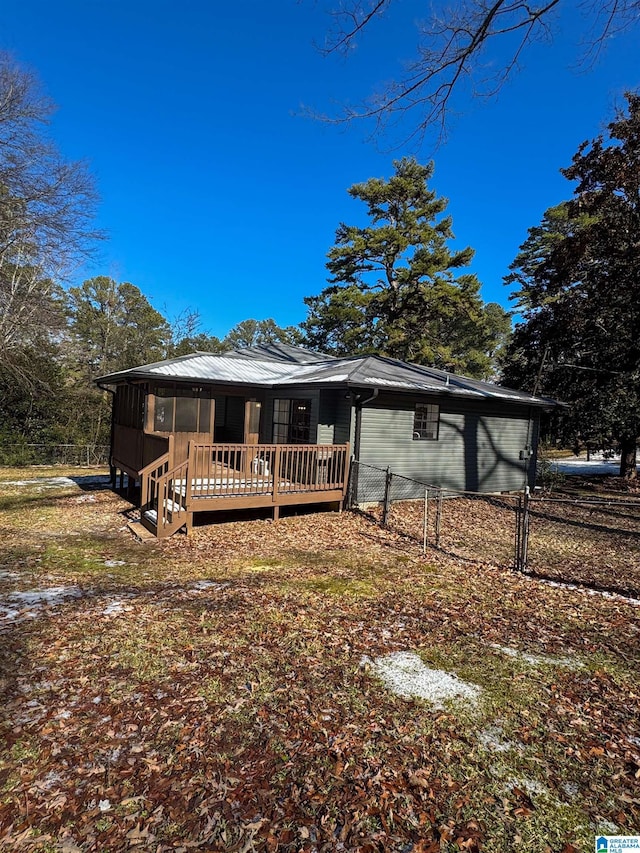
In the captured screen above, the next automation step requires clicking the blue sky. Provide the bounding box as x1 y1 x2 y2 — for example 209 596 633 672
1 0 638 338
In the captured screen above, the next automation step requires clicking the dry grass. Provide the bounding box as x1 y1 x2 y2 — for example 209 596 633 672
0 473 639 852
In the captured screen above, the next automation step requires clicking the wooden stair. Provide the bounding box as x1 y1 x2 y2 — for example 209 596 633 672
139 456 190 539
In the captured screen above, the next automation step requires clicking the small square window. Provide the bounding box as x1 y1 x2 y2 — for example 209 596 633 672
413 403 439 440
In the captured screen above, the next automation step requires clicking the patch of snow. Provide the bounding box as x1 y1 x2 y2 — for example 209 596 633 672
100 599 129 616
98 799 111 812
189 580 228 592
532 577 640 607
489 643 582 668
597 820 619 834
0 571 19 580
0 607 20 621
478 725 518 753
507 777 548 796
104 559 126 567
7 586 82 606
550 453 639 476
561 781 580 798
0 585 83 625
3 476 77 487
362 651 480 708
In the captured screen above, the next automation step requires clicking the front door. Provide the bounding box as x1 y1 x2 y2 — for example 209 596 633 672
244 399 261 445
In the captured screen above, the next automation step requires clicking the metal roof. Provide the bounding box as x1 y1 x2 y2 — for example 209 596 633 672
224 343 335 363
96 347 555 407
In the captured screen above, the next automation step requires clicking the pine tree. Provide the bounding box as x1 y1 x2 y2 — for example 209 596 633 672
301 158 510 378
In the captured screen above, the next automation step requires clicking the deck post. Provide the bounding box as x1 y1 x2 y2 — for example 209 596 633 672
140 470 148 510
272 445 281 507
342 443 351 501
186 442 195 507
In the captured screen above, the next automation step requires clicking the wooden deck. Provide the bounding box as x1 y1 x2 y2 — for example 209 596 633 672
139 443 350 538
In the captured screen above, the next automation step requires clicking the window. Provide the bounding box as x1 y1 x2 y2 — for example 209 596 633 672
273 398 311 444
413 403 439 440
153 384 212 433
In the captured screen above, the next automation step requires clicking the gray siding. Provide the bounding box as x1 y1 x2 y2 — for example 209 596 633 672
317 390 353 446
335 398 354 447
317 390 337 444
357 394 537 500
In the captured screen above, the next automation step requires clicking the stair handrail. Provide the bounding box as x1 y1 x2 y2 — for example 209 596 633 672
154 457 189 535
140 451 170 510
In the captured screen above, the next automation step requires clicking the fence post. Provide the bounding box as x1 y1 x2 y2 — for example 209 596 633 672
435 489 443 549
514 495 522 571
423 488 429 554
521 487 531 572
382 467 392 525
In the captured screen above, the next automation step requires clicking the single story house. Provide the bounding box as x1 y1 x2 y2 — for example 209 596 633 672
96 344 554 538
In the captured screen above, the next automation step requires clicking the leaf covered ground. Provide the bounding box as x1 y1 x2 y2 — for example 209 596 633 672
380 483 640 598
0 468 639 852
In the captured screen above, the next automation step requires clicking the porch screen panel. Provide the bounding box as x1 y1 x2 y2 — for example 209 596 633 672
175 391 198 432
154 389 174 431
199 397 211 434
114 384 145 428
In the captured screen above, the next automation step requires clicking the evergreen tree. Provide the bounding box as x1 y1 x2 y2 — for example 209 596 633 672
66 276 172 445
170 333 226 357
67 276 171 378
223 318 302 349
301 158 510 378
503 93 640 478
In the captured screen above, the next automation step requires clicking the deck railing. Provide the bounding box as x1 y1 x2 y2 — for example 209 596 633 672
187 442 350 499
139 443 350 536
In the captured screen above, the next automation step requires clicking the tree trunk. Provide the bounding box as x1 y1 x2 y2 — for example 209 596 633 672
619 437 638 479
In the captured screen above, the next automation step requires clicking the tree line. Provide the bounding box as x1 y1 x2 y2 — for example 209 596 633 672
1 51 638 477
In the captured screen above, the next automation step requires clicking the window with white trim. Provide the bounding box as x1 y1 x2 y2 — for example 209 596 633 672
413 402 439 440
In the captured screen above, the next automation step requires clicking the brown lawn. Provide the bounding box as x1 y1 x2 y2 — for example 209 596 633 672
0 469 638 852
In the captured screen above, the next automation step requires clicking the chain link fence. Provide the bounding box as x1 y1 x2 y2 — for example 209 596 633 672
521 494 640 598
0 444 110 467
349 460 521 568
349 460 640 597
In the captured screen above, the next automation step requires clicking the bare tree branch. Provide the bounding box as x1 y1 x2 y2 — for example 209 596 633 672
0 52 102 370
314 0 640 147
